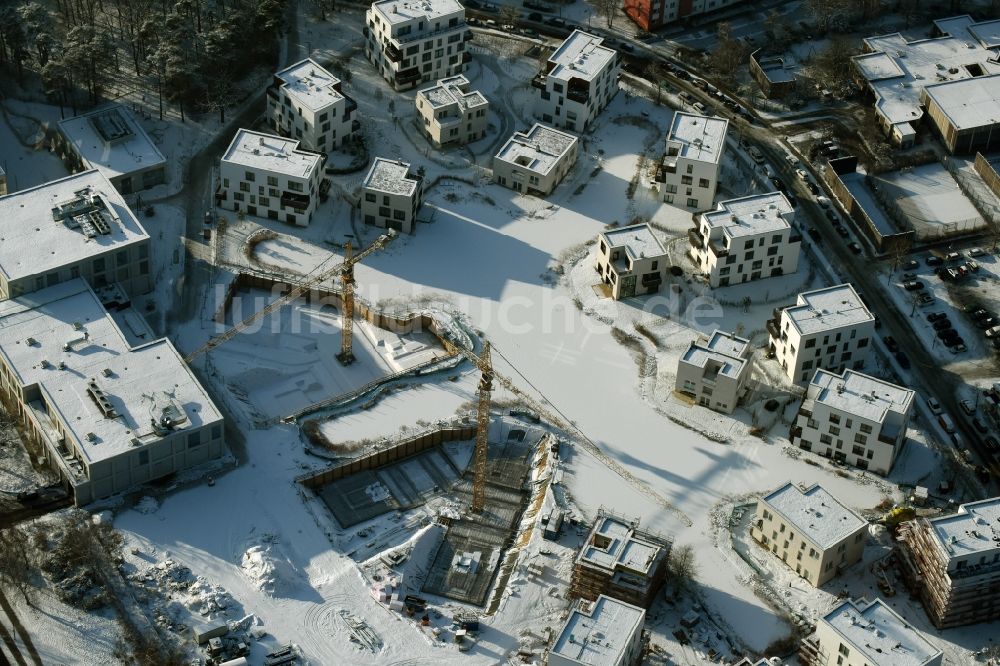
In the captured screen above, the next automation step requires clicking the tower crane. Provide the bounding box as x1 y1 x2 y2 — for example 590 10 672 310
336 241 360 365
183 230 396 364
471 342 493 513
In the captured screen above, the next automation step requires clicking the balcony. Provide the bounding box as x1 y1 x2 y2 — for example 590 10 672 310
531 74 547 91
790 425 802 441
687 227 704 249
766 318 781 340
394 22 467 45
352 119 361 132
567 88 589 104
344 97 358 115
266 85 280 102
385 43 402 63
708 239 728 257
395 67 421 85
462 51 472 64
641 272 662 287
790 232 803 244
878 432 897 446
280 191 311 211
464 30 474 41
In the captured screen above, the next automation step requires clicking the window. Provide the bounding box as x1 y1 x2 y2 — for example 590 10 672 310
267 176 278 186
854 433 867 444
240 181 250 192
852 445 865 456
93 257 106 273
188 433 202 449
681 176 693 185
858 337 869 348
245 171 256 182
687 198 698 208
829 413 841 425
860 423 872 434
767 246 778 256
138 450 149 465
393 209 406 220
829 425 840 436
806 417 817 428
365 193 376 202
804 338 816 348
698 178 710 188
379 206 391 217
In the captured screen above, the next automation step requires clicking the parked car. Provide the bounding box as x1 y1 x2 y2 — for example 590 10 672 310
970 307 991 320
937 328 958 341
527 11 542 20
903 259 919 270
978 317 999 329
926 311 947 322
902 281 924 291
544 16 566 26
945 251 962 262
939 413 956 433
836 225 849 238
848 242 862 254
986 326 1000 338
968 247 987 257
973 417 988 434
807 181 820 195
926 255 944 266
808 227 821 241
901 272 917 281
926 396 943 415
883 335 900 353
916 293 934 304
932 319 953 331
816 196 831 208
983 434 1000 454
895 350 910 369
960 399 976 416
948 336 966 348
825 209 838 223
796 169 808 180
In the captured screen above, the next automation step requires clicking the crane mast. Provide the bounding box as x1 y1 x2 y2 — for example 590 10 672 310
337 241 357 365
471 341 493 513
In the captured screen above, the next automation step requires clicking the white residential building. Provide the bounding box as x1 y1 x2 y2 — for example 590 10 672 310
676 330 752 414
549 595 645 666
361 158 424 233
594 224 667 300
532 30 620 134
219 129 323 227
0 171 152 301
0 279 225 506
800 598 942 666
364 0 471 91
689 192 801 287
56 104 167 195
266 58 359 153
493 124 578 196
792 369 914 475
654 112 727 211
415 75 488 147
767 284 876 386
750 482 868 587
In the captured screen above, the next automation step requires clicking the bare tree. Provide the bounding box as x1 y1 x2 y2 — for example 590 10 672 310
499 5 518 28
0 526 34 605
885 235 914 283
596 0 618 30
709 22 746 85
668 544 698 596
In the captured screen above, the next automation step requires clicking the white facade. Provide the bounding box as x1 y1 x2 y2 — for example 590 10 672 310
415 75 488 147
804 598 942 666
219 129 323 227
767 284 876 386
266 58 359 153
655 112 727 211
750 482 868 587
364 0 471 91
493 124 578 196
361 158 424 233
0 279 224 505
792 369 914 475
676 330 751 414
594 224 667 300
549 595 645 666
0 171 152 301
690 192 800 288
532 30 620 134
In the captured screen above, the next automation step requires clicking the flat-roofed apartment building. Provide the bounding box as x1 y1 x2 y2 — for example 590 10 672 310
750 482 868 587
360 158 424 233
767 284 876 386
676 330 751 415
594 223 667 300
791 369 914 475
266 58 359 153
624 0 744 32
654 112 727 211
532 30 620 134
897 496 1000 628
56 104 167 195
219 129 323 227
415 75 488 147
852 15 1000 150
799 598 942 666
569 510 671 609
493 123 578 196
0 171 152 301
689 192 800 287
549 595 645 666
0 279 225 505
364 0 472 91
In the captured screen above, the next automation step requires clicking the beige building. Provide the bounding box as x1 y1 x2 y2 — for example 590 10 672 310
594 224 667 300
415 75 488 148
493 124 578 196
532 30 620 134
0 279 225 505
751 482 868 587
689 192 800 288
791 369 914 475
922 74 1000 154
219 129 323 227
654 112 727 211
0 171 152 301
549 595 645 666
897 496 1000 628
676 330 751 414
361 158 424 233
799 598 942 666
364 0 471 91
266 58 359 153
767 284 876 386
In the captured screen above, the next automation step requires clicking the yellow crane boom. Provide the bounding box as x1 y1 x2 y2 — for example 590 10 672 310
183 230 396 365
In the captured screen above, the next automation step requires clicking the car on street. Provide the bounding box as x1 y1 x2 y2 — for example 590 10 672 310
883 335 899 353
848 242 862 254
901 272 917 281
939 413 956 433
902 259 919 270
926 311 947 322
937 328 958 341
807 181 820 195
527 11 542 20
925 255 943 266
816 196 831 208
952 343 968 353
932 319 953 331
984 434 1000 454
968 247 987 257
902 280 924 290
945 251 962 262
978 317 1000 329
796 169 808 180
825 209 838 222
960 399 976 416
836 225 849 238
973 417 988 434
894 350 910 369
808 227 821 241
926 396 943 415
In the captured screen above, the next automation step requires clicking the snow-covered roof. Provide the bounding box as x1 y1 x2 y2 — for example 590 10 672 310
371 0 464 25
417 75 488 111
0 170 150 284
0 279 223 465
681 330 750 380
551 595 645 666
221 129 320 179
363 157 420 197
495 124 578 176
578 514 666 575
762 482 867 550
600 224 665 261
703 192 794 239
57 105 167 182
273 58 346 113
782 284 874 337
927 496 1000 563
822 598 942 666
922 74 1000 131
548 30 617 83
853 15 1000 128
807 369 914 426
666 112 728 164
